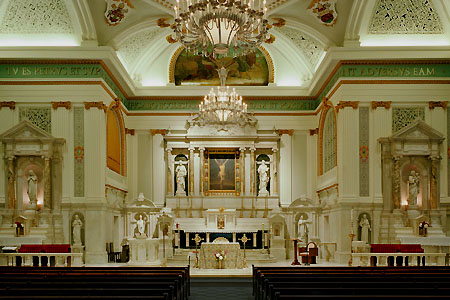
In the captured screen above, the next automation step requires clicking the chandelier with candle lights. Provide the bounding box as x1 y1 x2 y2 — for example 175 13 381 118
172 0 270 57
195 66 256 127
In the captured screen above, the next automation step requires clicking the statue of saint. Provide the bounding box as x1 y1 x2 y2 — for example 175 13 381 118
72 215 83 245
359 214 371 244
27 170 38 206
408 171 420 205
258 160 269 196
214 159 229 190
297 216 308 241
175 161 187 195
136 215 146 237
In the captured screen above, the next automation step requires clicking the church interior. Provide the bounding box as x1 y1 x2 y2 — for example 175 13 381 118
1 0 450 298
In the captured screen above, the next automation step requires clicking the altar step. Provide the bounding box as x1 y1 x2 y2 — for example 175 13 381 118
170 249 277 264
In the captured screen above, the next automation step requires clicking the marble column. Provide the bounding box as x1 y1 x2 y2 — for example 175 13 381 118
199 148 205 195
7 156 15 209
272 148 278 195
240 147 246 195
44 157 51 209
166 148 173 196
189 147 195 195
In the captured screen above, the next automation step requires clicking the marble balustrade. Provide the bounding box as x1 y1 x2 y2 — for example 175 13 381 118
352 252 447 266
0 253 83 267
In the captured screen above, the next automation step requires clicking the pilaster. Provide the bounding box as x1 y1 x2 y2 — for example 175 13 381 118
152 130 165 206
279 131 293 207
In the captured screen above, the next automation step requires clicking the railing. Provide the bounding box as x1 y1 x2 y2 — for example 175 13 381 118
352 252 447 266
0 253 83 267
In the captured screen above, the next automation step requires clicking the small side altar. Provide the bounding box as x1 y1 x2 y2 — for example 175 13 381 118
199 241 243 269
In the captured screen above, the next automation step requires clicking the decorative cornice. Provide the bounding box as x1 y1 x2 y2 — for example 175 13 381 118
309 128 319 136
277 129 294 136
125 128 135 136
51 101 71 110
335 101 359 113
371 101 392 110
0 101 15 110
84 101 107 113
429 101 448 110
151 129 166 136
105 184 128 194
316 183 339 195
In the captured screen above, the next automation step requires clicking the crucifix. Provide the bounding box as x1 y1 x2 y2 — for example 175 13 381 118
192 233 203 268
239 233 251 268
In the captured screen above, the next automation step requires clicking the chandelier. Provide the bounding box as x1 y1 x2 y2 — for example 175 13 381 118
172 0 270 57
197 66 253 126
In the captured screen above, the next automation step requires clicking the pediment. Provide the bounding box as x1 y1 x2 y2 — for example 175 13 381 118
288 197 314 209
0 120 54 142
391 119 444 142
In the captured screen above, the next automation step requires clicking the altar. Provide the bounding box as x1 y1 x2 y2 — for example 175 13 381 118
199 241 243 269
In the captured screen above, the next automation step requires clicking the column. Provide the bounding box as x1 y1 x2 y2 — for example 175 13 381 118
43 157 51 209
199 148 205 195
152 131 165 206
166 148 173 196
280 132 293 207
7 156 15 209
189 147 195 195
272 148 278 195
240 147 246 195
393 156 401 209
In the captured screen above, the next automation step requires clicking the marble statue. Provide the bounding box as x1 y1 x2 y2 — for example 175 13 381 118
258 160 269 196
138 192 145 202
408 171 420 205
72 215 83 245
297 216 308 241
359 214 371 244
27 170 38 206
136 215 146 236
175 161 187 195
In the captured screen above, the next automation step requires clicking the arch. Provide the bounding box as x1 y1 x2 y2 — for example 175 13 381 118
106 101 126 176
318 100 337 175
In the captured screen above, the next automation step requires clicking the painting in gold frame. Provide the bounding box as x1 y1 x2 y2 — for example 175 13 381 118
205 149 240 195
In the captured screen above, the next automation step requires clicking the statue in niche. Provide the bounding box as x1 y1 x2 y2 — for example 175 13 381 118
27 170 38 207
359 214 371 244
258 160 269 196
408 171 420 205
135 215 147 238
175 161 187 195
297 216 308 242
72 214 83 245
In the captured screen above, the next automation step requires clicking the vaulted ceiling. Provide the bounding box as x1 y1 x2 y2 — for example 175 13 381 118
0 0 449 96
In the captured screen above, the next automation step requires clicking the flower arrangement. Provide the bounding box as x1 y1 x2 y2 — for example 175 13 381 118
214 250 226 261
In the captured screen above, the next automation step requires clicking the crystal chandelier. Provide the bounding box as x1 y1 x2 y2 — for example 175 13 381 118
172 0 270 57
197 66 250 126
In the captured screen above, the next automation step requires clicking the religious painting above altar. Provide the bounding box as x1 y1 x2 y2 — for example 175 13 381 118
205 149 241 196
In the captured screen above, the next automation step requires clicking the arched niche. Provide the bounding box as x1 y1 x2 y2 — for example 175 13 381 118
318 100 337 175
106 101 126 176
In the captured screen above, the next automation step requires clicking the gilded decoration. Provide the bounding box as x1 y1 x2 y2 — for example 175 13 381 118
0 101 15 110
335 101 359 113
204 149 241 196
307 0 338 26
151 129 166 136
106 103 127 176
277 129 294 136
104 0 134 26
125 128 135 135
157 18 171 28
371 101 391 110
51 101 71 110
309 128 319 136
429 101 448 110
84 101 107 113
74 146 84 163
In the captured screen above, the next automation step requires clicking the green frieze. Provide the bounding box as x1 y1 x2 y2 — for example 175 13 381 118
1 61 448 112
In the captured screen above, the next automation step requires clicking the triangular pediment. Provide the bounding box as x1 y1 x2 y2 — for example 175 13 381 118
0 120 54 141
391 119 444 142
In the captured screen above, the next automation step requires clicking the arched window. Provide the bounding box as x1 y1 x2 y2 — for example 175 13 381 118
319 104 337 175
107 107 126 175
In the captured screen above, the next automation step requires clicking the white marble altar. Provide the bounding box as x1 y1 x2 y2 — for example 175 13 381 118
128 238 160 265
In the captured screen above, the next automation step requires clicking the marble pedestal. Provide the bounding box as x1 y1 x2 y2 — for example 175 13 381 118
129 238 160 265
71 245 84 266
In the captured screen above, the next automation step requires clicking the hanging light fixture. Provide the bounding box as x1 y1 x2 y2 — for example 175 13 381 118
171 0 270 57
197 66 254 126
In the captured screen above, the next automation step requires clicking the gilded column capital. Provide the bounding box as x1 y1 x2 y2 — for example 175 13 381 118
84 101 107 113
199 147 205 152
277 129 294 136
271 148 278 153
150 129 166 136
371 101 391 110
125 128 135 135
0 101 15 110
51 101 71 110
428 101 448 110
335 101 359 113
309 128 319 136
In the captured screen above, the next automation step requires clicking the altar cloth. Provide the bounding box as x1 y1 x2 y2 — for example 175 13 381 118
198 242 244 269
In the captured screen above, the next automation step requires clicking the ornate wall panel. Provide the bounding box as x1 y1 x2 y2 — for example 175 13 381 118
392 107 425 133
275 26 325 68
73 107 84 197
368 0 443 34
0 0 74 34
448 108 450 197
19 107 51 133
323 109 336 173
359 107 369 196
